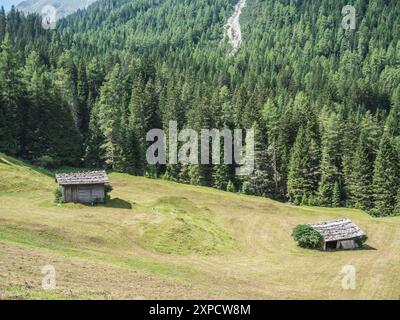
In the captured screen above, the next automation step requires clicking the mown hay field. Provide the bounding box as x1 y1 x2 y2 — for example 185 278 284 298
0 154 399 299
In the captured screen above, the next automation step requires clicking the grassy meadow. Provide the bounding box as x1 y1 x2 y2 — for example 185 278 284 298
0 153 399 300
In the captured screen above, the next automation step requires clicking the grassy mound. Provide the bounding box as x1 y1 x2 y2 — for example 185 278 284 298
0 154 53 193
141 197 235 255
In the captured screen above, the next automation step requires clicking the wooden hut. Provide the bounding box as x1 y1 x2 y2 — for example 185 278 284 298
311 218 366 251
55 171 110 204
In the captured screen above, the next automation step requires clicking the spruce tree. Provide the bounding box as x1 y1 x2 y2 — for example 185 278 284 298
372 133 400 216
0 7 5 43
385 87 400 137
77 61 89 134
21 51 47 159
128 75 147 175
341 111 361 206
243 121 273 197
262 99 282 197
187 99 213 186
318 112 343 206
95 64 125 170
84 107 106 168
351 133 374 210
0 34 21 155
161 79 182 181
394 189 400 216
332 181 341 207
212 86 234 191
287 124 320 205
350 113 379 211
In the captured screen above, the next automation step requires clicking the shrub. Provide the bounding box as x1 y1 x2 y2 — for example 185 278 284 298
241 181 251 195
292 224 323 249
104 184 113 202
368 208 381 217
226 180 236 193
145 165 158 179
91 198 103 206
308 195 319 206
293 195 302 206
161 172 171 181
54 188 64 204
356 235 368 247
145 171 157 179
301 194 309 205
34 155 60 169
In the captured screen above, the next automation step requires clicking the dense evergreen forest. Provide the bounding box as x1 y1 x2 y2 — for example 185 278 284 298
0 0 399 216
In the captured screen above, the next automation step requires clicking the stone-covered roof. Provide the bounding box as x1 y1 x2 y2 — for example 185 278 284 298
55 171 109 186
310 218 365 242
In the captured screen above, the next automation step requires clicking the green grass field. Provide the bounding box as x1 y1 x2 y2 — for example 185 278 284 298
0 153 399 300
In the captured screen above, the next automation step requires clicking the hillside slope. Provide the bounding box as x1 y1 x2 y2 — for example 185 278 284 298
0 153 399 299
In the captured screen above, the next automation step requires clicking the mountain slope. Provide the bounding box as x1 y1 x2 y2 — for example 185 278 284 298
16 0 98 18
1 0 400 216
1 153 400 299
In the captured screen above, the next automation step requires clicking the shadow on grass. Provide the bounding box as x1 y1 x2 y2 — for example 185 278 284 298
323 244 377 252
105 198 133 210
360 244 377 251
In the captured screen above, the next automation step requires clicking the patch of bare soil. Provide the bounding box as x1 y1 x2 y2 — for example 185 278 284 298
225 0 247 55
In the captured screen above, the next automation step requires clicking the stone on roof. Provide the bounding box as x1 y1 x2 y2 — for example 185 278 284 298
55 171 109 185
310 218 365 242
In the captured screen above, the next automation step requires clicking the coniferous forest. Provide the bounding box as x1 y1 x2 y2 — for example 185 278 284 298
0 0 399 216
